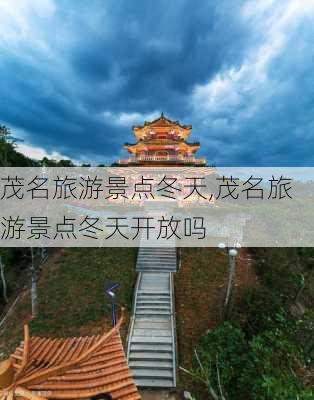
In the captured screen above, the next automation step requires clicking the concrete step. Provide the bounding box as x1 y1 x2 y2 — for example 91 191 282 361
133 319 171 326
140 276 170 281
136 304 171 310
137 303 171 309
137 298 170 303
132 329 172 337
137 266 176 270
130 344 172 353
140 278 169 284
137 264 176 267
140 281 170 286
135 315 171 322
136 260 177 267
138 259 176 263
137 300 170 305
137 268 176 272
140 275 170 281
138 258 176 261
137 291 170 295
136 307 171 312
134 378 175 388
131 336 172 344
132 369 173 379
137 265 176 269
138 268 176 271
140 274 170 279
139 248 176 251
129 352 172 361
139 248 176 252
141 272 170 277
134 320 171 328
140 278 170 283
138 257 176 261
137 258 176 262
138 260 176 263
136 309 171 315
137 290 170 300
137 299 170 304
139 248 176 253
136 311 171 317
129 360 173 370
138 289 170 294
138 255 176 259
139 254 176 256
137 292 170 296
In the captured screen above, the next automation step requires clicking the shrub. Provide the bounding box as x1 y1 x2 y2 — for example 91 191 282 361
190 317 313 400
197 322 247 398
241 286 283 335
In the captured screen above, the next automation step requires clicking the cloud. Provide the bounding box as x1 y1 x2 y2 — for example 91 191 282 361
17 142 72 162
190 0 314 165
192 0 314 116
102 111 161 127
0 0 314 166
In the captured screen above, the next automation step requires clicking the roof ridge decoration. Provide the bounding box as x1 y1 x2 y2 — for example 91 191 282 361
0 309 141 400
132 112 192 131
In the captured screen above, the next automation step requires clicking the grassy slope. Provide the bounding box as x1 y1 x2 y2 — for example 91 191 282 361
175 247 255 397
0 247 137 356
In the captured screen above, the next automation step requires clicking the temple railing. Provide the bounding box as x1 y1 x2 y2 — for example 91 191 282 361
125 140 200 146
118 156 207 165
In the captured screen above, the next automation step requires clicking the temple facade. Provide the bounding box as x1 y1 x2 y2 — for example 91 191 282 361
118 113 206 167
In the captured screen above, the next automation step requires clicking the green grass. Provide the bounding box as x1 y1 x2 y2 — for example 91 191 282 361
175 248 228 394
0 247 137 355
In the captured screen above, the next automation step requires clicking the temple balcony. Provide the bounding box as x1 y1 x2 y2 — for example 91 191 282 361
118 155 207 165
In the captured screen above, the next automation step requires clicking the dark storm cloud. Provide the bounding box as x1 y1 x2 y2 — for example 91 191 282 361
0 0 314 165
67 0 251 115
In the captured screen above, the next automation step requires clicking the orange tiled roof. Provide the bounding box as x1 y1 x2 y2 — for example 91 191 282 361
1 312 141 400
132 112 192 130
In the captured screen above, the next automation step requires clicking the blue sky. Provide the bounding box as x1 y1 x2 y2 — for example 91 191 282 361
0 0 314 166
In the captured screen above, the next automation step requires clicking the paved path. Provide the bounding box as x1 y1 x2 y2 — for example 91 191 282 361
127 247 177 388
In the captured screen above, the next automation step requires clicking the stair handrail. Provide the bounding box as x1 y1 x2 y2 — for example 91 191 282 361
126 269 142 361
169 271 177 387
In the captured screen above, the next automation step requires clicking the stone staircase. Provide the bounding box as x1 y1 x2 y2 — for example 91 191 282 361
127 248 177 388
136 247 177 273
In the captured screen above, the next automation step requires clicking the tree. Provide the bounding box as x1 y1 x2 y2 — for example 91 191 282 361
29 247 38 318
0 252 8 303
0 125 12 166
57 159 75 167
27 247 48 318
223 250 237 319
0 124 33 166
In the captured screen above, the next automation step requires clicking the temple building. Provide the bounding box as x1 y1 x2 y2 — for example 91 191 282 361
118 113 206 167
0 311 141 400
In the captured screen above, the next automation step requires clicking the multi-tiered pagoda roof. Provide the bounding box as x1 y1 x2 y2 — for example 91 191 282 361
0 312 140 400
119 113 206 166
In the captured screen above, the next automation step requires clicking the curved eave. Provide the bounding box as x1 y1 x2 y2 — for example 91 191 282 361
179 143 200 153
124 143 145 154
